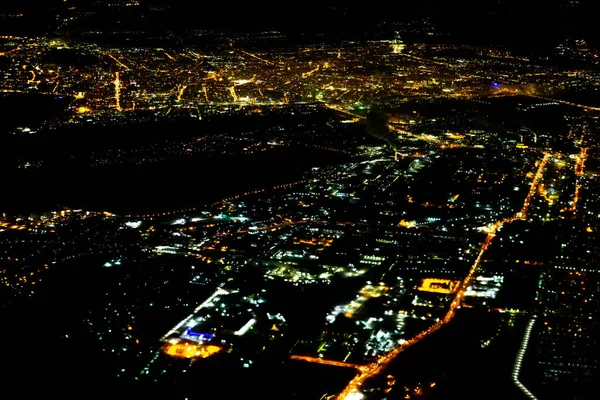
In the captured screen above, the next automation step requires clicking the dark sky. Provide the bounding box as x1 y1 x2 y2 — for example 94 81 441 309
0 0 598 48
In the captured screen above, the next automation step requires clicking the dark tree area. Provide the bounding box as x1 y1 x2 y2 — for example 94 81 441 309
365 108 398 150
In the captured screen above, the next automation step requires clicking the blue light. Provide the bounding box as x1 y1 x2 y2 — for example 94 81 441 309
186 328 213 339
492 82 501 87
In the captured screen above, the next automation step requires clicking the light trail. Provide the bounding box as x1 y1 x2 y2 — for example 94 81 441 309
164 51 176 61
290 355 366 371
0 46 21 56
27 70 36 84
335 153 550 400
228 86 239 102
233 77 255 86
239 50 275 66
177 85 187 102
202 85 209 102
537 184 555 206
234 318 257 336
522 127 538 144
105 52 131 70
562 147 588 214
565 184 582 214
574 147 588 177
160 288 229 341
512 317 538 400
323 104 364 120
188 51 202 59
335 89 352 100
517 152 551 219
395 52 451 67
394 52 485 79
179 52 196 61
302 66 320 78
526 94 600 111
114 72 122 111
230 220 308 235
390 124 441 143
139 64 152 72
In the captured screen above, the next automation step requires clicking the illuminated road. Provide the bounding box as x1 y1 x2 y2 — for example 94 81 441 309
512 317 538 400
228 86 239 102
160 288 229 341
390 124 442 144
574 147 588 177
526 95 600 111
323 104 364 120
27 70 37 84
564 184 582 214
164 51 176 61
290 355 366 371
334 153 550 400
393 52 485 80
492 92 600 112
239 50 275 66
177 85 188 102
562 147 588 214
227 218 312 236
114 72 122 111
0 43 39 57
202 85 209 102
302 66 320 78
517 152 551 219
104 52 131 71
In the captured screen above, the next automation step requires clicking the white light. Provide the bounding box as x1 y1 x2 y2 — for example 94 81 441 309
344 390 365 400
234 318 256 336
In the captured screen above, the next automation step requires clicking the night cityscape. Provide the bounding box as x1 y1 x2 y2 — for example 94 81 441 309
1 1 599 399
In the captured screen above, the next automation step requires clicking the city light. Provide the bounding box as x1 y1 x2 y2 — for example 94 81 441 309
417 279 461 294
1 6 598 398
